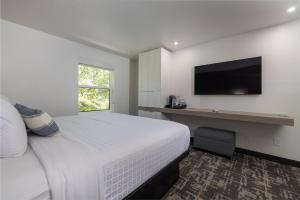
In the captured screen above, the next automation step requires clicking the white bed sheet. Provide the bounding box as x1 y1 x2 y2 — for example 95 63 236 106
0 146 50 200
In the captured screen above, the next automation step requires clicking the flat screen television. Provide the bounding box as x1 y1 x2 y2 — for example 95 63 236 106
194 57 262 95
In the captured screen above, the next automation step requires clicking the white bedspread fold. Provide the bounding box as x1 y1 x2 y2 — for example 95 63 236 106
29 135 104 200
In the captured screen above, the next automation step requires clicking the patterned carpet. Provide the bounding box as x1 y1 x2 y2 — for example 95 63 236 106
163 148 300 200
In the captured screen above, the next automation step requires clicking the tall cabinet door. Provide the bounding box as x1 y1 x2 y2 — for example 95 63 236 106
138 48 171 119
148 49 161 92
138 91 147 107
160 49 172 107
138 51 150 107
138 91 160 107
138 52 148 92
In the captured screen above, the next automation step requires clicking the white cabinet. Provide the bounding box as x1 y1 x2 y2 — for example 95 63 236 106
138 49 161 93
138 48 172 119
138 91 160 107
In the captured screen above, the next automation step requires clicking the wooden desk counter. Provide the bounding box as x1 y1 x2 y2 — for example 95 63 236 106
138 106 294 126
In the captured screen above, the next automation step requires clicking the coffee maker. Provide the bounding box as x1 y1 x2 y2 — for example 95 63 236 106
167 95 176 108
166 95 187 109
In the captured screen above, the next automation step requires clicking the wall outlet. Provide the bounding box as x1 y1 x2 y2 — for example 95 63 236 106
273 136 280 146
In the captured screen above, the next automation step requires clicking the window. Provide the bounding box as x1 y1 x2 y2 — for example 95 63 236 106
78 64 112 112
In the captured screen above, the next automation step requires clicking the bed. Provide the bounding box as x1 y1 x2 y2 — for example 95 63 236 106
1 111 190 200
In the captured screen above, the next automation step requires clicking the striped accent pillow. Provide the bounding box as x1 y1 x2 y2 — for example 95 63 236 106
15 104 59 136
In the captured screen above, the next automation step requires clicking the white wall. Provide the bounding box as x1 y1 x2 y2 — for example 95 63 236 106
1 20 130 116
170 19 300 161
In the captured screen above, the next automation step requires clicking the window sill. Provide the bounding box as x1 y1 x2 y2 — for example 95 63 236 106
79 109 111 112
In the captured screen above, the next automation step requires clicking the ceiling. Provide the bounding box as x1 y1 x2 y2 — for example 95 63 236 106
2 0 300 58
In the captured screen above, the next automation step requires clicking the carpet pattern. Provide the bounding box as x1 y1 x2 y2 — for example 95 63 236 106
163 149 300 200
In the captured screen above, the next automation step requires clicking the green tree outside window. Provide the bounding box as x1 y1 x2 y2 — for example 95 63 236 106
78 64 111 112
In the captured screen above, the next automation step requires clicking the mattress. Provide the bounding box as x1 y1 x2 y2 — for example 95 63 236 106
0 146 50 200
2 112 190 200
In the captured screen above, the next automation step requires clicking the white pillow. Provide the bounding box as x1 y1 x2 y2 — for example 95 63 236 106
0 94 11 103
0 95 28 158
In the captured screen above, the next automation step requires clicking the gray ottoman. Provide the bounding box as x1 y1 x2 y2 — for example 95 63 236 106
193 127 236 158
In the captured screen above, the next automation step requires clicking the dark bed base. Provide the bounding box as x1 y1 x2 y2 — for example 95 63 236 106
124 150 189 200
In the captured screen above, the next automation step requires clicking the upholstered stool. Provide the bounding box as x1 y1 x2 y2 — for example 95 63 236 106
193 127 236 158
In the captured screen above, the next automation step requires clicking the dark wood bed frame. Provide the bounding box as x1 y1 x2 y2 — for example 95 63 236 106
124 150 189 200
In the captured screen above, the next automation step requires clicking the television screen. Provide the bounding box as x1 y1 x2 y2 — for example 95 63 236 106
194 57 262 95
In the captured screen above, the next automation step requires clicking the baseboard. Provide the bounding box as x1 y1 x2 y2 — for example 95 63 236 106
190 137 300 167
235 147 300 168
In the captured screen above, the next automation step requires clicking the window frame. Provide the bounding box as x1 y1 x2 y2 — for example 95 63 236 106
78 63 113 112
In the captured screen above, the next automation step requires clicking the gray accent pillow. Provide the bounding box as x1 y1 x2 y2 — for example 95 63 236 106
14 104 59 136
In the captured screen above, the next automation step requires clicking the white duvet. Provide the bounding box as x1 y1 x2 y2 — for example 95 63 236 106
29 112 190 200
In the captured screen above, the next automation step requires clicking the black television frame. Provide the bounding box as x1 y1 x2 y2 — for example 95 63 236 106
194 57 262 95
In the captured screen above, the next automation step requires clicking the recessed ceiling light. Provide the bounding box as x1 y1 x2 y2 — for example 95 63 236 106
174 41 179 46
287 6 296 13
